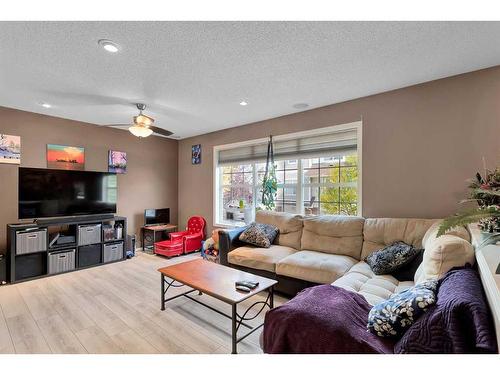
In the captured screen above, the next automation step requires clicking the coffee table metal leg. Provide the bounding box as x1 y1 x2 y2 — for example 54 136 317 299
269 286 274 309
232 304 237 354
161 273 165 311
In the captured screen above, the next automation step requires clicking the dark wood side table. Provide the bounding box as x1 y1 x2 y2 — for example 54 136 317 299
142 224 178 253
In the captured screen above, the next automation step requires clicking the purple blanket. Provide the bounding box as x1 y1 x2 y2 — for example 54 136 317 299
395 267 498 354
263 285 395 353
263 267 497 354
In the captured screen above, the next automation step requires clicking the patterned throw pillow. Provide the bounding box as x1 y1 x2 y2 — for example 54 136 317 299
367 280 438 338
391 250 424 282
239 222 279 248
365 242 421 275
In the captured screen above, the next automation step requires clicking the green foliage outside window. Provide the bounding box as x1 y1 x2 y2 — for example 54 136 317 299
319 155 358 215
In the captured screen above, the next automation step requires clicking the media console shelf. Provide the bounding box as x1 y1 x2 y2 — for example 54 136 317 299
6 215 127 283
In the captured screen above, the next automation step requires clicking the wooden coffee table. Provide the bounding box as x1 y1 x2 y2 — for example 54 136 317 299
158 259 277 354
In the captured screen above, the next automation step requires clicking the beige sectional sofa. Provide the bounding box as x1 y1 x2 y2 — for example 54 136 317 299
219 211 473 298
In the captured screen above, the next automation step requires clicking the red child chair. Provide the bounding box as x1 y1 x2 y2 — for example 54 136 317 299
168 216 206 254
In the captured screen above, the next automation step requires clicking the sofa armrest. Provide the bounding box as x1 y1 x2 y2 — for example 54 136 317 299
218 226 248 266
169 230 189 241
185 232 202 241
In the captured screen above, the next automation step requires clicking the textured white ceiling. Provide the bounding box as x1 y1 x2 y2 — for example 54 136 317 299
0 21 499 139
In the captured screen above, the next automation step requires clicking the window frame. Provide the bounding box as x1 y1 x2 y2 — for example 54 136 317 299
301 155 359 216
213 121 363 228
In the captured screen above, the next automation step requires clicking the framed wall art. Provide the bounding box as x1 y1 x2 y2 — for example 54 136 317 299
108 150 127 174
0 134 21 165
47 144 85 170
192 144 201 165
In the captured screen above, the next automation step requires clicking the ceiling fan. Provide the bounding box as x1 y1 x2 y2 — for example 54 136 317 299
106 103 173 138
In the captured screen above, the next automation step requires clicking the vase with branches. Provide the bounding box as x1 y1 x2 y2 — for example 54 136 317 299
438 165 500 236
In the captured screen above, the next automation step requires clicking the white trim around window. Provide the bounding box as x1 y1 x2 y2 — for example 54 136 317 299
213 120 363 228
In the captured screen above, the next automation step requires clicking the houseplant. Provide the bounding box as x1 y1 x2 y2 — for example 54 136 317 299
438 166 500 236
260 136 278 210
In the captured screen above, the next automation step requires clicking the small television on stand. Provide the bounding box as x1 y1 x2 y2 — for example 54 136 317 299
144 208 170 227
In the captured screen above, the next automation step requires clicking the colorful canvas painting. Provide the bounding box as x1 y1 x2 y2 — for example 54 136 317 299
0 134 21 165
108 150 127 174
192 144 201 165
47 144 85 170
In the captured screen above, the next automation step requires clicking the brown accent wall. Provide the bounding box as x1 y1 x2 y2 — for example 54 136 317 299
178 66 500 233
0 107 178 251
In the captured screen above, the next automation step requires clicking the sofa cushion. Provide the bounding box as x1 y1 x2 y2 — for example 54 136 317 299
361 218 437 260
333 261 414 306
421 220 471 249
417 235 475 283
276 250 357 284
300 215 365 259
227 244 297 273
256 210 303 250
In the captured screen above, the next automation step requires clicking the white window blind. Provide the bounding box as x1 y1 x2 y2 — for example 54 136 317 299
218 128 357 165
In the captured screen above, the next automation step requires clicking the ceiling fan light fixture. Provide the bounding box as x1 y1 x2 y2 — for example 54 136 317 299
129 125 153 138
134 114 154 126
98 39 120 53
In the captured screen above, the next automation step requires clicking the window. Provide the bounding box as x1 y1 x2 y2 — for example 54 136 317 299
220 165 254 225
214 122 361 226
302 155 358 216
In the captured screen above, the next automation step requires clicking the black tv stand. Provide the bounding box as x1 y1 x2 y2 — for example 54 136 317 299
7 215 127 284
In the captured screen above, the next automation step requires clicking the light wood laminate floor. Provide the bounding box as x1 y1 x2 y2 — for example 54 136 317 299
0 252 287 354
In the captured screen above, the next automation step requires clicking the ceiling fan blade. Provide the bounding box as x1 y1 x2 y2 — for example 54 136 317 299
102 124 131 128
149 126 173 137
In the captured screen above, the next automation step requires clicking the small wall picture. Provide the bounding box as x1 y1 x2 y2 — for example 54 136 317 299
47 144 85 170
192 144 201 165
0 134 21 165
108 150 127 174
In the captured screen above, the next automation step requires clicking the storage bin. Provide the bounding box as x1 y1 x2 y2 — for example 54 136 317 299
78 224 101 246
48 249 76 275
16 229 47 255
103 242 123 263
78 244 102 268
15 252 46 280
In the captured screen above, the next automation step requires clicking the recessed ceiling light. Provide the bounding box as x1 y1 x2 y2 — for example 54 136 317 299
293 103 309 109
239 101 248 106
98 39 119 53
39 102 52 108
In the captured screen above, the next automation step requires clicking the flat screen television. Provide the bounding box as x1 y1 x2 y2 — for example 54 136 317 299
144 208 170 226
19 167 117 219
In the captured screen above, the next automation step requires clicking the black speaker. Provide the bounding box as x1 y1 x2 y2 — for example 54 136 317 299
126 234 136 258
0 254 6 284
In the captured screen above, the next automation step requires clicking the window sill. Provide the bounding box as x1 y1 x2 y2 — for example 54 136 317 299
214 221 247 229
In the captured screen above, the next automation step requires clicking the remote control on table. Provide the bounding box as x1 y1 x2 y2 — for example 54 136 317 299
235 285 251 293
235 280 259 289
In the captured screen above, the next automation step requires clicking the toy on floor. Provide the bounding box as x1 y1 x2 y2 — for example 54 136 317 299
202 229 220 262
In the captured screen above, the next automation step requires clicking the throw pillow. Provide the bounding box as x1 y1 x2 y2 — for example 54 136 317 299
420 235 475 281
239 222 279 248
365 242 421 275
421 220 471 249
391 250 424 282
367 280 438 338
